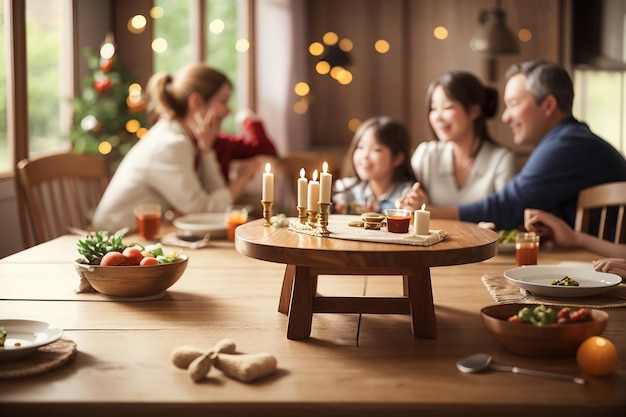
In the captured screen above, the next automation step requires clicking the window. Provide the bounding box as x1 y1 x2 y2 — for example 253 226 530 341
26 0 70 155
153 0 242 133
0 0 69 175
573 69 626 153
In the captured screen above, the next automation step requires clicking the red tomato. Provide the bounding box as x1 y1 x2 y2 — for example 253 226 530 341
122 247 144 265
140 257 159 266
100 251 129 266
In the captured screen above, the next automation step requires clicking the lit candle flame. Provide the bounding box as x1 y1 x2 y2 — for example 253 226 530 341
300 168 306 178
265 162 271 173
312 169 318 181
421 203 426 210
322 161 328 173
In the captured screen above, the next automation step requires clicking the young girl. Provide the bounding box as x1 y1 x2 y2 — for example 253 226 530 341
405 71 515 207
333 116 416 214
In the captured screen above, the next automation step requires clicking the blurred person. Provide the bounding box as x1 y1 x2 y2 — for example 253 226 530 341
92 63 276 232
333 116 417 214
410 71 515 206
397 59 626 231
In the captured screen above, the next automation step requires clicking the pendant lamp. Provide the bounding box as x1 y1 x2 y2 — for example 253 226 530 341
469 0 519 56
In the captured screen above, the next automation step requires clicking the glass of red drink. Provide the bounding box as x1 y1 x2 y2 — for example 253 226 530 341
384 209 412 233
133 203 162 240
515 232 540 266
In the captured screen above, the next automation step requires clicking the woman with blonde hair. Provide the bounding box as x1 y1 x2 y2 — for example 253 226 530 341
92 63 276 232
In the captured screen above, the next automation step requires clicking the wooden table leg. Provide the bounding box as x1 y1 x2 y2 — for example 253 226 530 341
287 265 318 340
278 264 296 314
406 267 437 338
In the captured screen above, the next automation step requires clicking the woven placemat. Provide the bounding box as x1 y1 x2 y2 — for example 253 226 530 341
481 274 626 308
0 338 77 379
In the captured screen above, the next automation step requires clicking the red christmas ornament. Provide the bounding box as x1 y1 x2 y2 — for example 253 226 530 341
99 58 113 73
94 77 112 93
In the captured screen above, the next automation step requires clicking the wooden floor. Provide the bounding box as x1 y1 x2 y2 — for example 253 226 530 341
0 234 624 417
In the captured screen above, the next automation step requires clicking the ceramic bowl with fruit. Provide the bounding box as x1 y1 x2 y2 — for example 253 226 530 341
73 230 188 299
480 303 609 358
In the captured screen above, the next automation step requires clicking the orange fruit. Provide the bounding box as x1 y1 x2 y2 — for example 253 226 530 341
576 336 619 376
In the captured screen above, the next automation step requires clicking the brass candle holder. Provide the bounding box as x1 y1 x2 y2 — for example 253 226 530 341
318 201 331 236
297 206 307 224
261 200 273 227
307 209 319 229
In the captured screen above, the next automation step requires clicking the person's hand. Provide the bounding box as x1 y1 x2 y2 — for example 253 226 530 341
395 182 428 210
188 107 220 153
592 258 626 281
523 208 575 247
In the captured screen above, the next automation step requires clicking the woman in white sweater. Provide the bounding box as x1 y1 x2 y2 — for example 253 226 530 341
408 71 515 206
92 64 264 232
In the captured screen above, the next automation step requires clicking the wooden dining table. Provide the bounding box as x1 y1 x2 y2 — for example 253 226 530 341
0 223 625 416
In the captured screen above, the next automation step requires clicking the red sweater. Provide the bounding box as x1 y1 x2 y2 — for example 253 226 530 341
212 118 278 181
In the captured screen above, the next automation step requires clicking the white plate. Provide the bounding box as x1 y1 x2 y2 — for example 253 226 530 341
173 213 227 239
504 264 622 298
0 319 63 361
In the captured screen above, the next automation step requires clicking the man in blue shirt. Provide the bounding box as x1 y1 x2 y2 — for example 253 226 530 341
398 59 626 230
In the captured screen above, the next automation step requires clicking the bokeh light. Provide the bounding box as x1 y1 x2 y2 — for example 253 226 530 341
152 38 168 53
339 38 353 52
309 42 324 56
433 26 448 40
294 82 310 97
98 141 112 155
322 31 338 45
235 39 250 52
316 61 330 74
374 39 390 53
128 15 147 34
150 6 163 19
209 19 225 34
518 28 533 42
293 100 309 115
348 118 361 133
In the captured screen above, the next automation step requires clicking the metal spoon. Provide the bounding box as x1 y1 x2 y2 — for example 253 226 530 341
456 353 586 386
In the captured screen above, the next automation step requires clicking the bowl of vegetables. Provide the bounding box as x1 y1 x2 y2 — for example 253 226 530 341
73 230 188 298
481 303 608 358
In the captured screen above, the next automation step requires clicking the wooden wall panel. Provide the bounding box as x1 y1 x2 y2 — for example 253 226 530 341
306 0 562 163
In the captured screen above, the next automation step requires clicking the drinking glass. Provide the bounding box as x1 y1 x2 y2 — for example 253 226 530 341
134 203 162 240
515 232 540 266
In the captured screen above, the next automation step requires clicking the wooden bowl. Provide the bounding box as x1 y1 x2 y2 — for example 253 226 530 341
74 255 188 298
481 303 609 358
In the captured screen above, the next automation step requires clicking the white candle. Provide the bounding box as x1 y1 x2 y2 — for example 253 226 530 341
319 161 332 204
307 170 319 211
297 168 308 208
262 162 274 202
414 204 430 235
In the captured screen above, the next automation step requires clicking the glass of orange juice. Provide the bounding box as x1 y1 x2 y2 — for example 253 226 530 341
226 205 249 241
133 203 162 240
515 232 540 266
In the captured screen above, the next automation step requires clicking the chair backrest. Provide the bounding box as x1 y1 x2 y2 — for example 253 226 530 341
16 153 110 246
574 181 626 244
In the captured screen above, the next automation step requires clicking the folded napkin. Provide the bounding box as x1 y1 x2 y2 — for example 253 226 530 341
481 274 626 308
161 232 210 249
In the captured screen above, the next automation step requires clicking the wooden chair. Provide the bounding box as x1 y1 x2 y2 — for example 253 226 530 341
16 153 110 247
574 181 626 244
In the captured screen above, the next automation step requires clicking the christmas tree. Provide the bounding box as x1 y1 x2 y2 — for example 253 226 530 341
70 33 148 172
